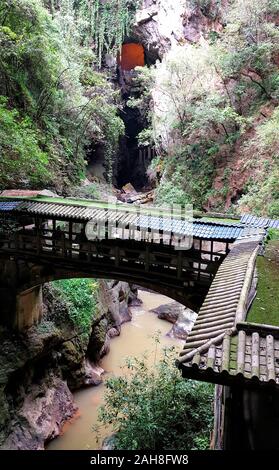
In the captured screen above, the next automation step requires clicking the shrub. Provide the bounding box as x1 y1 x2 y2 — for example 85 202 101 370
97 347 214 450
53 278 99 335
0 97 50 188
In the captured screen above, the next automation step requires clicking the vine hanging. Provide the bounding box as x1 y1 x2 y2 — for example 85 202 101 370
77 0 141 67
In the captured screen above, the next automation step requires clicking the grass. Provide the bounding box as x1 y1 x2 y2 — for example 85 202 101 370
0 195 243 226
1 195 236 223
201 217 241 225
247 240 279 326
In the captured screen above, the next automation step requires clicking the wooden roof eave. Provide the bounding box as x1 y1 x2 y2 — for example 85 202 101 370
177 359 278 391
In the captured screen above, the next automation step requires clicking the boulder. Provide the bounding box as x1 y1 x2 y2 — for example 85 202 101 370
150 302 184 323
1 375 77 450
167 309 198 340
83 360 104 386
150 301 197 340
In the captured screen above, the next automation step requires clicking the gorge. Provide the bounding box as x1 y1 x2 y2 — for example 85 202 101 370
0 0 278 452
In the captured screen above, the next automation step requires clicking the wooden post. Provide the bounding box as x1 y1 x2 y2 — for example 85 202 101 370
115 245 120 267
198 239 202 281
177 250 182 279
69 220 73 258
145 245 150 272
35 217 40 254
105 210 109 240
62 225 66 257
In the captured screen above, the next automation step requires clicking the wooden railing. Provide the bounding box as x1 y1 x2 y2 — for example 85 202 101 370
0 228 226 286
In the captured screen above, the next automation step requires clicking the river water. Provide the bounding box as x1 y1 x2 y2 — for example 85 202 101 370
47 290 184 450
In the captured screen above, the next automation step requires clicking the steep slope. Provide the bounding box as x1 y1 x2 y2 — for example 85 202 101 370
132 0 279 216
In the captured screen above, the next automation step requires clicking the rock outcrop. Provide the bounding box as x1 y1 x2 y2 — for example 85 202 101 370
150 302 197 340
133 0 225 60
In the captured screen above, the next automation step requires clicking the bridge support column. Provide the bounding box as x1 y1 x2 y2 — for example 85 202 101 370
15 286 43 330
0 286 43 330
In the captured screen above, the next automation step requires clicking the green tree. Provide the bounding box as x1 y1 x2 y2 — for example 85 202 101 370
144 0 279 212
0 0 124 190
98 347 214 450
0 97 50 188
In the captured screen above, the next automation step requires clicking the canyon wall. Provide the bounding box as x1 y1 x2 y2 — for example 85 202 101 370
0 281 138 450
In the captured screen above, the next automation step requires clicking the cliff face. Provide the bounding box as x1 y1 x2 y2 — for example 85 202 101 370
134 0 225 59
132 1 279 216
0 281 138 450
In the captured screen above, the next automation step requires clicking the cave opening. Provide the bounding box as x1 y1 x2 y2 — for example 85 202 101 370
117 43 145 71
115 42 153 191
86 42 156 192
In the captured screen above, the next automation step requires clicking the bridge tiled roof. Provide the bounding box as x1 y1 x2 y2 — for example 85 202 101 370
241 214 279 229
177 234 279 389
0 198 265 242
178 322 279 388
0 200 22 211
137 215 244 240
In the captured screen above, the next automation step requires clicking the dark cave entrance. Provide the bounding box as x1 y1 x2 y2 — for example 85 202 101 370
86 42 157 191
115 42 154 191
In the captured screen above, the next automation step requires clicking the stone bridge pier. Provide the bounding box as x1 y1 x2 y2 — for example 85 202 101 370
0 258 43 330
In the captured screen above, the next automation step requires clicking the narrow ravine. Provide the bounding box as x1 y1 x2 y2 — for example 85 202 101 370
47 290 184 450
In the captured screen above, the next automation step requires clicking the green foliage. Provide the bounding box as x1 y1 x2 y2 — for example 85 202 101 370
220 0 279 98
237 167 279 218
155 180 190 206
72 183 101 200
65 0 140 67
267 228 279 241
237 107 279 217
127 66 155 147
0 0 124 190
0 97 50 188
98 347 214 450
148 0 279 213
257 107 279 146
155 144 216 209
53 278 99 335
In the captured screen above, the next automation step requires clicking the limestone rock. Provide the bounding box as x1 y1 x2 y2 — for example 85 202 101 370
150 301 197 340
167 309 198 340
134 0 224 60
150 302 184 323
1 375 77 450
83 360 104 386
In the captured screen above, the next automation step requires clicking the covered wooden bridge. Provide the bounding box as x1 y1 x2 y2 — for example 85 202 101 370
0 195 256 330
1 195 278 448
